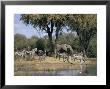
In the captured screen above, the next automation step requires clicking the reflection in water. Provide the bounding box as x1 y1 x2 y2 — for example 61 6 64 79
79 60 88 75
30 64 96 76
56 69 81 76
15 64 96 76
31 69 81 76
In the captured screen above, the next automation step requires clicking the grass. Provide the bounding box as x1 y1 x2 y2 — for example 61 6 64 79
14 57 97 76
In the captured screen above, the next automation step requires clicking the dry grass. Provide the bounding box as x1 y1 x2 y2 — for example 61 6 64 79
14 57 96 75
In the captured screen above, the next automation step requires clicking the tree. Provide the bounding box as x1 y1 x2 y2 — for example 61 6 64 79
28 36 38 49
20 14 97 57
14 34 28 50
66 14 97 56
20 14 66 53
36 39 46 51
57 32 80 52
87 34 97 58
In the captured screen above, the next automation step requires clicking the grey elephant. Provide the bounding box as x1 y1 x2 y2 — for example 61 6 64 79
55 44 73 61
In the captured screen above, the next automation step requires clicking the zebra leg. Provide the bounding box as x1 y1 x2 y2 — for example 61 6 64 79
63 56 66 62
80 59 81 62
83 59 85 62
67 55 69 60
39 56 41 61
74 58 75 61
44 55 46 60
59 55 60 60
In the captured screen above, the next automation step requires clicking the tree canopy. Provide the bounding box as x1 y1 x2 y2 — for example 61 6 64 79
20 14 66 52
20 14 97 56
65 14 97 55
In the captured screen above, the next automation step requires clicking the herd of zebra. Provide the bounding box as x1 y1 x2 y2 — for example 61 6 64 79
14 44 87 63
14 48 46 61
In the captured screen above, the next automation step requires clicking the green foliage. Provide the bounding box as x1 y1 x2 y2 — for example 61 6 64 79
71 37 80 52
36 39 46 51
66 14 97 55
87 35 97 58
14 34 38 50
57 32 96 58
20 14 66 30
46 40 55 52
18 14 97 57
20 14 67 53
14 34 28 50
57 32 80 52
28 36 38 49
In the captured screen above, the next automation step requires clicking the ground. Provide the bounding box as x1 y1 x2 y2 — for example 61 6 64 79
14 57 97 76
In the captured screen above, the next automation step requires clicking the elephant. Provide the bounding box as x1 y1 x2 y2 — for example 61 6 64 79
55 44 74 61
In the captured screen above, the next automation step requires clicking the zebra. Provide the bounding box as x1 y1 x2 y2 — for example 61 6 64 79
57 52 68 62
72 52 86 62
37 50 46 61
14 49 26 60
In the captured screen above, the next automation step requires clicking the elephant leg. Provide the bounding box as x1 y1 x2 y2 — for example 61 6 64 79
56 54 58 59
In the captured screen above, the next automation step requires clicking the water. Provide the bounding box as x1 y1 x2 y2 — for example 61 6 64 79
31 69 81 76
15 64 97 76
29 65 96 76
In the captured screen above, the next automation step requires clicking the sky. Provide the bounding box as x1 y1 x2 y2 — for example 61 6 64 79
14 14 47 38
14 14 76 39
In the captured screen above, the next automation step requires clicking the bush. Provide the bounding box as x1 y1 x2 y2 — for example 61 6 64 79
36 39 46 51
87 35 97 58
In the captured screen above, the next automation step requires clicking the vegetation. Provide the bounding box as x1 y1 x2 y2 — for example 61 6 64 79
14 14 97 76
20 14 66 52
87 34 97 57
15 14 97 58
66 14 97 56
14 34 38 50
14 33 96 58
36 39 46 51
14 34 28 50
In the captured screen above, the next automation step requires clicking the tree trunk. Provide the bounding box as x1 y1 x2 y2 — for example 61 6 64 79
55 24 61 48
48 31 54 55
48 33 52 44
55 28 60 44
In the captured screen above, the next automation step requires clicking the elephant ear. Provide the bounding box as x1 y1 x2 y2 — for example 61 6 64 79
66 44 74 54
56 44 61 50
61 44 67 51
